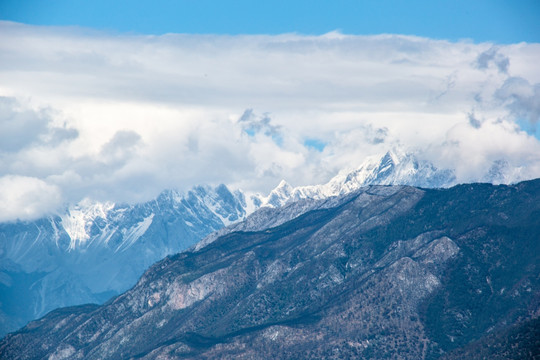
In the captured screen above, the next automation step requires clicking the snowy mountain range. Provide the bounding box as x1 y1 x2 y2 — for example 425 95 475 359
253 149 456 208
0 185 247 336
0 150 516 336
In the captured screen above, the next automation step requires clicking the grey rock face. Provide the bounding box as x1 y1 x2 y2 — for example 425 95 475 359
2 180 539 359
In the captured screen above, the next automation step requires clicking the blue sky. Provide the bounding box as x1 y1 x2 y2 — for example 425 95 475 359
1 0 539 43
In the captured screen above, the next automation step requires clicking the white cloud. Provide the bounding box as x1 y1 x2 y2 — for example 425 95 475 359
0 21 540 221
0 175 62 222
0 97 78 152
495 76 540 124
424 119 540 182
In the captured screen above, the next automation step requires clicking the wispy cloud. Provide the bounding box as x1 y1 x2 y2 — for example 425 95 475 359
0 97 78 152
1 21 539 221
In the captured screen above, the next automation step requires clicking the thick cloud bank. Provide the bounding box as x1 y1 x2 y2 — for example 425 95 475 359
1 21 540 221
0 175 62 222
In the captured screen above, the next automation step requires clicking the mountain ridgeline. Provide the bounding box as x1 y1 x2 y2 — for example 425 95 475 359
0 150 464 337
2 180 539 359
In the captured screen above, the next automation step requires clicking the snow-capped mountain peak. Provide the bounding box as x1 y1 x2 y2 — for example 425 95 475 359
248 150 456 210
254 180 294 208
60 199 115 250
0 182 253 336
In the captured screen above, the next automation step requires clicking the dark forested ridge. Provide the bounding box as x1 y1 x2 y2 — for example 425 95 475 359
1 180 539 359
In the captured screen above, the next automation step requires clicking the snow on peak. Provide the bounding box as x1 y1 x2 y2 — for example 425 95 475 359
184 184 248 226
55 151 457 252
276 179 292 190
248 150 455 211
250 180 293 209
60 198 115 250
116 214 154 253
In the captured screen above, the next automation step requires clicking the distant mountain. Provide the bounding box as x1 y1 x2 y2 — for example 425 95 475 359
0 184 247 336
253 149 456 208
2 180 538 359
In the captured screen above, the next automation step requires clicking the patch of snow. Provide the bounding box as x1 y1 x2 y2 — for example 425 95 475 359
48 345 75 360
49 217 61 247
60 198 115 250
247 149 454 214
205 200 233 226
116 214 154 252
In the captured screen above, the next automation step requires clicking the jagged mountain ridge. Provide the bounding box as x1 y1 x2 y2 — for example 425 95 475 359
253 149 456 208
2 180 539 359
0 184 247 336
0 149 516 337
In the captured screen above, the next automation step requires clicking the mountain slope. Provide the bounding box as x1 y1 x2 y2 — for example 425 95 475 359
2 179 539 359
